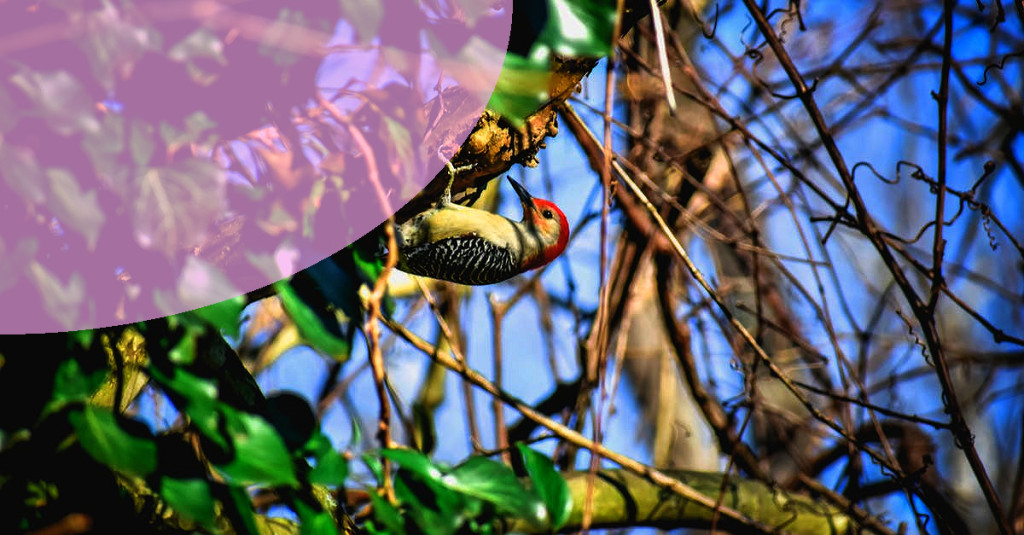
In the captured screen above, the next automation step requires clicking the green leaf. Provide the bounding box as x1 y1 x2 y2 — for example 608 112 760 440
259 9 307 68
486 53 553 125
129 119 155 168
539 0 616 57
169 27 226 64
485 0 616 125
362 453 385 485
351 244 384 285
147 366 221 446
0 145 47 205
350 245 392 316
9 69 100 135
381 448 445 482
160 111 218 150
52 358 107 406
46 167 106 250
0 239 37 295
83 114 130 194
310 449 349 486
305 431 348 486
216 407 299 487
159 477 216 527
75 8 158 90
382 116 414 182
429 32 503 100
338 0 384 44
295 498 338 535
134 159 225 259
393 469 464 535
368 491 406 535
274 281 351 358
304 430 335 457
168 27 227 82
27 262 84 330
179 112 215 141
517 444 572 530
347 415 363 451
225 484 261 535
304 257 361 324
69 330 95 349
188 296 245 339
445 457 546 526
176 258 242 319
168 332 197 366
69 405 157 477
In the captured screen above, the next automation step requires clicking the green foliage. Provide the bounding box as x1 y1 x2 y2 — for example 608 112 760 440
226 484 265 535
26 263 86 330
0 1 348 329
216 406 300 487
137 313 357 532
167 28 228 72
67 405 158 478
158 476 217 527
367 492 407 535
487 0 617 123
536 0 617 57
272 239 390 361
275 278 354 358
369 446 572 534
188 297 246 340
44 168 106 251
516 443 572 530
295 498 339 535
0 286 578 534
50 357 106 408
339 0 384 44
1 0 594 530
487 53 558 127
1 312 360 534
446 456 547 524
0 0 615 330
308 433 350 486
135 160 225 260
9 69 101 136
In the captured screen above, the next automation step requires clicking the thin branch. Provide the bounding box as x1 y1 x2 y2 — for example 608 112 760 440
738 2 1010 530
380 315 821 534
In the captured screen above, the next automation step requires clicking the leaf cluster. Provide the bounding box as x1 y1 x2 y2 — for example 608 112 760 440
364 445 572 535
489 0 617 123
0 306 352 533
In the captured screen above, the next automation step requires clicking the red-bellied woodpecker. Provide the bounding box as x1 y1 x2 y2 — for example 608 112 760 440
395 170 570 285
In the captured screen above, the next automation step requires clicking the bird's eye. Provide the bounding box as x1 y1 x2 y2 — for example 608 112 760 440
543 209 554 219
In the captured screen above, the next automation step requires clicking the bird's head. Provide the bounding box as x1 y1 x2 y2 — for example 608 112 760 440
508 177 570 270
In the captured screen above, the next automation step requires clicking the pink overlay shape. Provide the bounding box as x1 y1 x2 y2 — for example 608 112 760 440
0 1 511 333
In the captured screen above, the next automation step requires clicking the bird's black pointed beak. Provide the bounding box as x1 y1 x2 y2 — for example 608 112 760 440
507 176 534 209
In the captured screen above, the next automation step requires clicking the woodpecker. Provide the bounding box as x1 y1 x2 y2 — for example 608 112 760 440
395 170 569 285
